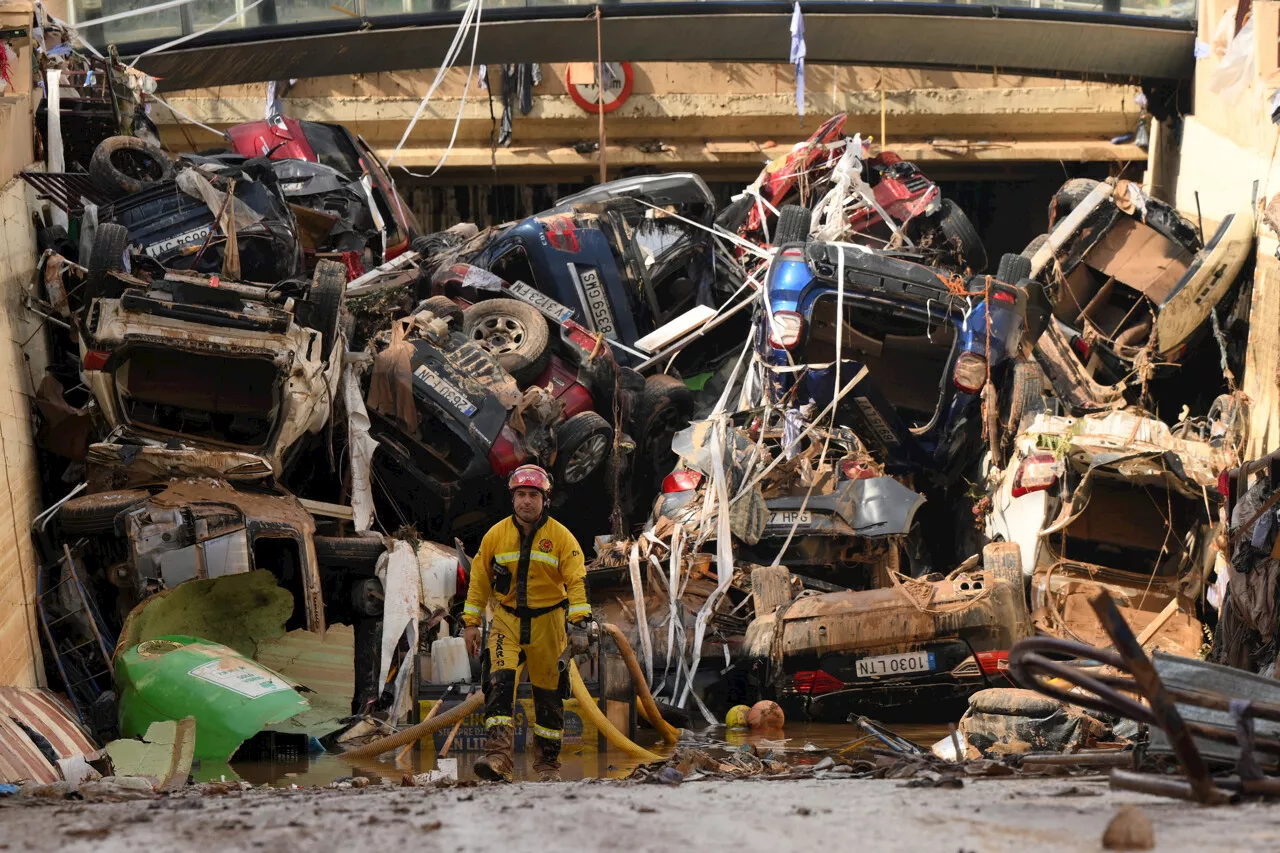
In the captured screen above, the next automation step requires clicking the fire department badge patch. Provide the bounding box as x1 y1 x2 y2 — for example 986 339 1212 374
538 538 553 553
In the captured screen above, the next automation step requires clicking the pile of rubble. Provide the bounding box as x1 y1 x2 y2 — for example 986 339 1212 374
4 10 1273 800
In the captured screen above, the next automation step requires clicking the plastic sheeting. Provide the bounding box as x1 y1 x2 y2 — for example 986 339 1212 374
343 365 377 532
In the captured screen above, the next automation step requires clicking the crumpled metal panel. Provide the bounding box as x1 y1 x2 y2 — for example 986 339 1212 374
0 686 97 784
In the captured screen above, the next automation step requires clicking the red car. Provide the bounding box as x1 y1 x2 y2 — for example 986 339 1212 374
227 117 419 266
718 113 986 271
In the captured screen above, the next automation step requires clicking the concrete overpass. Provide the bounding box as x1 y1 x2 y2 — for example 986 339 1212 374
95 1 1197 91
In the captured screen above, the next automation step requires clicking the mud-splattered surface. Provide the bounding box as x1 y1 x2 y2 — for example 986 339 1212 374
3 776 1278 853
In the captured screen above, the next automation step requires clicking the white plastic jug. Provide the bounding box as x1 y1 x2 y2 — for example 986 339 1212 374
430 636 471 684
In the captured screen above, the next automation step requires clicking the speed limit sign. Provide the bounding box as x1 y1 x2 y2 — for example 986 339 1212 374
566 61 634 114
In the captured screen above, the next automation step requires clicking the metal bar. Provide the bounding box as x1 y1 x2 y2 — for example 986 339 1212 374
64 544 115 671
1021 751 1134 768
1109 769 1234 803
1090 591 1227 805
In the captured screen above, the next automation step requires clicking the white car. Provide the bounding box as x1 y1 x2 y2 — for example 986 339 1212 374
78 262 345 474
986 407 1232 657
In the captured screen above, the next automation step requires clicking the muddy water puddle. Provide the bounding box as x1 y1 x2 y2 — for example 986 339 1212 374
227 722 951 787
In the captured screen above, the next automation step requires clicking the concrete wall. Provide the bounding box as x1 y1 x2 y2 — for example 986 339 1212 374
1174 0 1280 458
0 0 51 688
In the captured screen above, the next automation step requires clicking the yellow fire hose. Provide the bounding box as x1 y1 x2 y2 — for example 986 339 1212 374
600 622 680 745
568 659 665 763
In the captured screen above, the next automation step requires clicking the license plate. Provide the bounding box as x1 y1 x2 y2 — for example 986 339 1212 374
509 280 574 324
855 651 935 678
145 225 213 258
414 365 477 416
576 267 616 336
767 510 812 527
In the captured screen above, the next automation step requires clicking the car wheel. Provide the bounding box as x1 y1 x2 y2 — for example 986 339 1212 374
1047 178 1100 226
89 136 175 198
773 204 812 245
314 534 387 570
60 489 151 534
633 374 694 480
86 223 130 303
462 297 551 384
938 199 987 272
555 411 613 485
418 295 463 327
38 225 76 260
1020 233 1050 264
995 253 1032 286
307 260 347 361
999 358 1046 465
350 577 385 618
982 541 1026 608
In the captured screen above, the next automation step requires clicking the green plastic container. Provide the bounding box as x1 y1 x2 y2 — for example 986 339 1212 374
116 635 310 761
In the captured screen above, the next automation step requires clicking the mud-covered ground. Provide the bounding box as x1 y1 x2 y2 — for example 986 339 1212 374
4 776 1279 853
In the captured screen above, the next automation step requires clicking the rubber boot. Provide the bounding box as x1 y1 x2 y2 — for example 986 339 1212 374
532 735 562 782
473 725 514 782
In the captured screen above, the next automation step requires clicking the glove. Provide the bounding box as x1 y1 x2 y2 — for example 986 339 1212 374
566 619 594 656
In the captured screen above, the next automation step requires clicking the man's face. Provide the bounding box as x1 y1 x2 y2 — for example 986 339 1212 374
511 487 545 523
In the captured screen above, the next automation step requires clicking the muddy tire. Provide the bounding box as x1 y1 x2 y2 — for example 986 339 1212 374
555 411 613 485
1000 358 1046 463
995 253 1032 286
60 489 151 534
314 534 386 570
86 223 130 303
308 260 346 361
939 199 987 272
633 374 694 471
38 225 76 260
1048 178 1100 226
89 136 174 198
773 205 811 245
418 295 463 327
462 297 550 384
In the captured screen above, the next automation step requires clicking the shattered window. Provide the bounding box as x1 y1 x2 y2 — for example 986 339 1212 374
490 246 539 290
299 122 363 175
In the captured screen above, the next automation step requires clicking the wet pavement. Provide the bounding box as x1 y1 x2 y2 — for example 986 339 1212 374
227 722 950 787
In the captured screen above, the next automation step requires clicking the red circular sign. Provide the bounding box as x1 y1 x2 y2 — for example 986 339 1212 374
567 62 633 114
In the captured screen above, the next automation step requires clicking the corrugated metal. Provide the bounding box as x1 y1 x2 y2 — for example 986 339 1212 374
0 686 97 784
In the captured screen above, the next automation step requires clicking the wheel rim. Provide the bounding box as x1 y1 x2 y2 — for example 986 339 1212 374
564 433 609 483
471 314 527 356
112 149 165 181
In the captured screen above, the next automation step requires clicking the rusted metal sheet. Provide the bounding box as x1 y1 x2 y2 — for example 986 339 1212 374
0 686 97 784
19 172 111 215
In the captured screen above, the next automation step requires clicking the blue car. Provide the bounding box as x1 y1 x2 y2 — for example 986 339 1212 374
760 238 1047 483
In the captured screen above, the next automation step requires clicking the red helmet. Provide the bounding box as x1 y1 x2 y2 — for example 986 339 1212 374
508 464 552 496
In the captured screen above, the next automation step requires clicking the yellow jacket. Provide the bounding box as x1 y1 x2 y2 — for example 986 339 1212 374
463 515 590 628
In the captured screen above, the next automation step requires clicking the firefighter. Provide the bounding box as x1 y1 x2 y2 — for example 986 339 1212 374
462 463 592 782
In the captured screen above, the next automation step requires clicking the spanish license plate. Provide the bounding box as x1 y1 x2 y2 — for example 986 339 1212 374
577 267 617 336
145 224 213 258
767 510 812 528
414 365 476 416
855 651 935 679
508 280 574 324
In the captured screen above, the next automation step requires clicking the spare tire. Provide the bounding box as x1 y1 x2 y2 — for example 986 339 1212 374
938 199 987 272
315 534 386 570
773 205 812 246
60 489 151 534
462 297 550 384
307 260 346 361
89 136 174 198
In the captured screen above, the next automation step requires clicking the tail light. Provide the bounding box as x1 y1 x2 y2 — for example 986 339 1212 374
769 311 803 349
1011 452 1060 498
991 289 1016 304
953 352 988 394
792 670 844 696
83 350 110 371
487 426 525 476
1070 336 1091 362
780 248 805 259
840 458 875 480
975 650 1009 676
662 470 704 493
455 562 469 594
1218 470 1231 498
